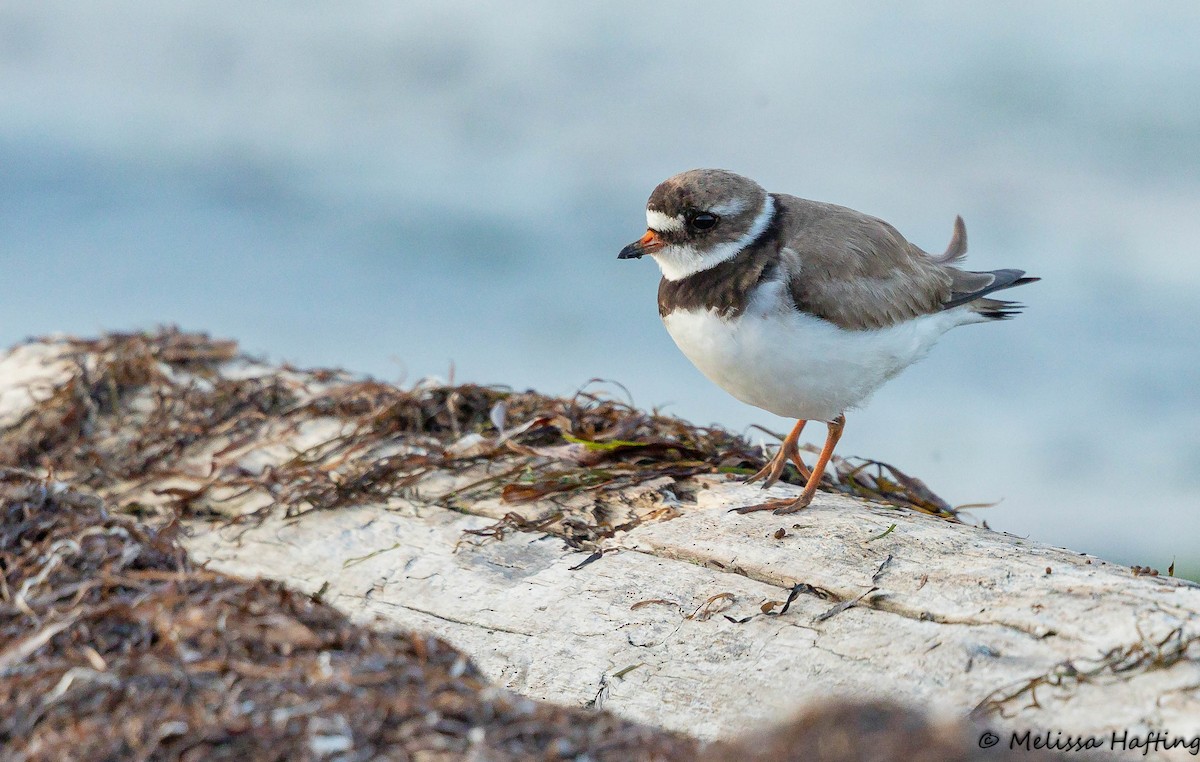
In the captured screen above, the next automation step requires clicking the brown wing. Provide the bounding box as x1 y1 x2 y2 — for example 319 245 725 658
779 198 954 330
777 198 1033 330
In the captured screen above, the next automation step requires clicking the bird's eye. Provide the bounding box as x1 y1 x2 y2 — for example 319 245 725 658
687 211 719 232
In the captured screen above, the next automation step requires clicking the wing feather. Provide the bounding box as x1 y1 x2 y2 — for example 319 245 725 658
775 198 1034 330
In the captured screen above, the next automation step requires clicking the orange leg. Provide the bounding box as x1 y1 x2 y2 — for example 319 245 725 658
744 419 810 488
736 415 845 514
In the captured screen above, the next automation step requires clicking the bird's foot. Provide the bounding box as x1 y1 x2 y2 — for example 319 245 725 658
743 450 789 489
733 494 813 514
743 439 808 489
770 493 814 514
734 416 842 517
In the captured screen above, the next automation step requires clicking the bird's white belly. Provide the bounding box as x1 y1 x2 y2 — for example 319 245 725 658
662 303 966 422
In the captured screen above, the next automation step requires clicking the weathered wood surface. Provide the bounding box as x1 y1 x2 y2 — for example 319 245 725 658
183 488 1200 744
3 335 1199 750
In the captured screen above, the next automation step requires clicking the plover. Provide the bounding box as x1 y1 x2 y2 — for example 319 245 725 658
618 169 1036 514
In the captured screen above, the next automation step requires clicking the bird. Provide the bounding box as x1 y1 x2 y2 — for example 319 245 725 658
618 169 1037 514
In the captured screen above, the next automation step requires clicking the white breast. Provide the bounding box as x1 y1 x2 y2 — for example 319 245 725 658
661 281 975 422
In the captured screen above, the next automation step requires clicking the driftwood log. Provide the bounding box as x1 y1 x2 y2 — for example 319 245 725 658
2 331 1197 759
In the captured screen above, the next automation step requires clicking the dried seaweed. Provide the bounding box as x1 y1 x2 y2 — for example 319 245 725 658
0 330 959 543
0 470 694 761
972 624 1200 720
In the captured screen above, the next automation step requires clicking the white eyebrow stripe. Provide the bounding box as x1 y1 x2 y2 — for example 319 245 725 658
709 198 747 217
646 209 684 233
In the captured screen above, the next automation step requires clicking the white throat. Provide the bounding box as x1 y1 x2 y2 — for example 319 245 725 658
651 195 775 281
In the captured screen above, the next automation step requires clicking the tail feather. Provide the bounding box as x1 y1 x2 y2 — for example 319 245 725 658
970 296 1027 320
933 215 969 264
943 268 1039 311
929 215 1038 319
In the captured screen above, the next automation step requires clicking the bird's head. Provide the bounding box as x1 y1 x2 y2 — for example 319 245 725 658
618 169 773 281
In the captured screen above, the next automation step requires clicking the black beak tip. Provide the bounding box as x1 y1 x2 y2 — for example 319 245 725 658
617 244 644 260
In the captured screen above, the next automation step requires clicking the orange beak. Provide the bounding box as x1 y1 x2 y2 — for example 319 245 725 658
618 230 664 260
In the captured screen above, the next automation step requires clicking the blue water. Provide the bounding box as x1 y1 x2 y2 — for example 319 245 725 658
2 2 1198 568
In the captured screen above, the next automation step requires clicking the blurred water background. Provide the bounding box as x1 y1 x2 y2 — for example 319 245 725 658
1 2 1197 569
